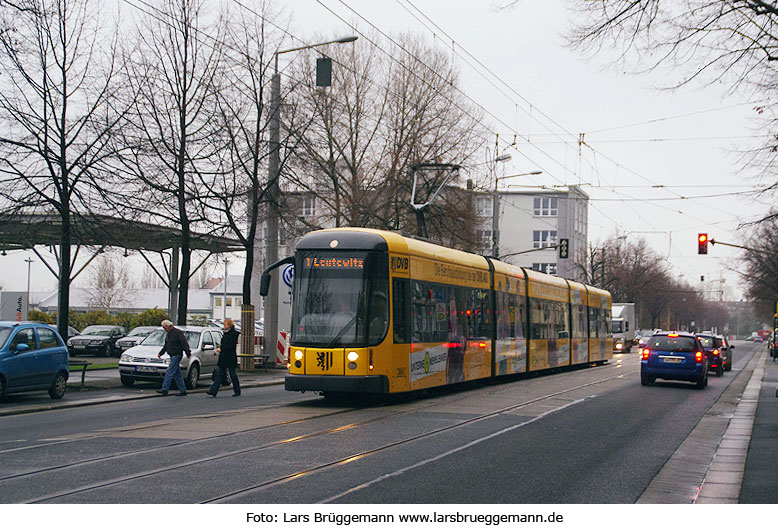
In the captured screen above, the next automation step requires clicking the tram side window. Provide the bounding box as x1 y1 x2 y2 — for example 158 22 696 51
572 304 587 338
589 307 601 338
392 278 410 344
531 299 569 340
603 309 612 338
410 280 490 343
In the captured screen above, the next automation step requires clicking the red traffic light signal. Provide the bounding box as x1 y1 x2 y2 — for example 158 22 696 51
698 233 708 254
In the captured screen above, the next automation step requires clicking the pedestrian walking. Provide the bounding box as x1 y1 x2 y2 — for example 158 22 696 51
156 320 191 396
207 318 241 397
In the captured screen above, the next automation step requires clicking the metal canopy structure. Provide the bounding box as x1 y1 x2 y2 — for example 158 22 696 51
0 212 244 320
0 212 243 253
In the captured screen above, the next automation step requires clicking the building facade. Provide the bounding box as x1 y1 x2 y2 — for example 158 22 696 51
474 185 588 281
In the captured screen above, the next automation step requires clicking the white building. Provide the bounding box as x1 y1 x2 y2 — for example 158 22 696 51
474 185 588 281
209 275 245 321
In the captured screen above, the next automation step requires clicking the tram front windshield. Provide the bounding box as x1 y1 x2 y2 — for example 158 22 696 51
292 251 389 347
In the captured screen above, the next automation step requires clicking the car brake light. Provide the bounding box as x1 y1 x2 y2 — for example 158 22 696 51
642 348 650 360
668 333 679 337
713 349 719 355
695 351 703 363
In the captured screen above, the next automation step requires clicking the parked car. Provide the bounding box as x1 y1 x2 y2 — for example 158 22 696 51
640 331 708 389
0 321 69 399
696 333 725 377
66 325 126 357
67 326 80 339
118 326 222 389
115 326 160 353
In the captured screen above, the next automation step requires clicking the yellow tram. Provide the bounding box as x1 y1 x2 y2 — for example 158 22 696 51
261 228 612 395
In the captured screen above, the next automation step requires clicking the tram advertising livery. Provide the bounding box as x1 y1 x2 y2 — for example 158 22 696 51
260 228 612 396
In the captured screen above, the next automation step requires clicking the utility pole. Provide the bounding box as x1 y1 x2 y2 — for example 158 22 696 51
262 36 357 366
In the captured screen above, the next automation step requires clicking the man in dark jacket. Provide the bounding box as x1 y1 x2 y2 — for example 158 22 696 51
207 318 241 397
156 320 191 396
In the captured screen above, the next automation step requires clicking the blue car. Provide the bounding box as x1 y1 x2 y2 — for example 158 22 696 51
0 321 70 399
640 331 708 389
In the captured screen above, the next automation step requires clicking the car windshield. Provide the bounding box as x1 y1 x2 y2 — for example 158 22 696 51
81 326 114 336
127 327 155 337
0 326 12 347
649 335 697 352
141 329 200 347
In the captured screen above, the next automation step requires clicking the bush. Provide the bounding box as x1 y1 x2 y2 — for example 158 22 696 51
131 308 169 327
28 309 55 324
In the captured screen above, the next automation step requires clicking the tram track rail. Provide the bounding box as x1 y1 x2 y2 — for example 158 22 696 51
4 361 637 504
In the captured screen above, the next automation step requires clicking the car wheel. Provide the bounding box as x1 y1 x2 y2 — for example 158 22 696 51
48 373 67 399
696 372 707 389
715 365 724 377
640 372 654 386
185 362 200 390
120 376 135 386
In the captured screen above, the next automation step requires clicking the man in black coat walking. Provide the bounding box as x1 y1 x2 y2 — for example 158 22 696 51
207 318 241 397
156 320 191 396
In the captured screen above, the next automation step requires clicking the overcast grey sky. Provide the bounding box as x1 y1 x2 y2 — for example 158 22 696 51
0 0 762 301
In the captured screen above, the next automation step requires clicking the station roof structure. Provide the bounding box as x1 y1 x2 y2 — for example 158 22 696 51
0 212 243 253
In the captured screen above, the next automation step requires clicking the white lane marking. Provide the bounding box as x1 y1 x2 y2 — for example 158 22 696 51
317 395 592 504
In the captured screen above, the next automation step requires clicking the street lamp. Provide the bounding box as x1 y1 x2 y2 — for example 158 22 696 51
263 35 358 364
492 167 542 258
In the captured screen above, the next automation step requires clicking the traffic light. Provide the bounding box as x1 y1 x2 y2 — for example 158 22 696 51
698 233 708 254
558 238 569 259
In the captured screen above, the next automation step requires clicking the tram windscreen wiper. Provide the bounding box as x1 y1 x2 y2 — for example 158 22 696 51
328 315 358 347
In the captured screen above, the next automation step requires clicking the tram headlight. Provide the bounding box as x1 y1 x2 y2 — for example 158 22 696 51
347 351 359 362
294 350 304 361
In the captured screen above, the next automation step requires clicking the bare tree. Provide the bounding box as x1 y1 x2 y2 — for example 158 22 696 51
741 216 778 317
285 32 487 248
83 252 135 310
116 0 225 324
0 0 127 339
563 1 778 217
198 2 287 304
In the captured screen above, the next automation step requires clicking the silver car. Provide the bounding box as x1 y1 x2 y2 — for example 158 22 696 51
115 326 160 353
118 326 222 389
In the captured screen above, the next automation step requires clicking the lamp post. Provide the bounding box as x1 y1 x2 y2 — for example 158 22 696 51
492 167 542 259
25 257 33 319
263 35 357 364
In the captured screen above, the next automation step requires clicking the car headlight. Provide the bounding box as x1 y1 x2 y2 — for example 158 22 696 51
615 343 623 350
120 354 131 362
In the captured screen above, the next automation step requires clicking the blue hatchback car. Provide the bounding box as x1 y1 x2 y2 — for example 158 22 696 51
0 321 70 399
640 331 708 389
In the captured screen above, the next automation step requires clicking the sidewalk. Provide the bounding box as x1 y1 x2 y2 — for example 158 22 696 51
0 359 286 416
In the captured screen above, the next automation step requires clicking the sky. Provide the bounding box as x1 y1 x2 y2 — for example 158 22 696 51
0 0 766 301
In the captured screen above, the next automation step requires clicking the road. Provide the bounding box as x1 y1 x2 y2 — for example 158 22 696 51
0 341 766 507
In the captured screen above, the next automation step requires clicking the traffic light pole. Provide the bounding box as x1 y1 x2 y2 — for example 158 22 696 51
709 238 771 255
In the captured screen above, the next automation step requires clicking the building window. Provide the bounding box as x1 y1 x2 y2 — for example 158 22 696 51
477 229 493 250
300 196 316 217
236 297 242 307
534 197 558 216
226 297 233 307
475 196 493 217
533 230 557 248
531 263 557 275
215 297 222 307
